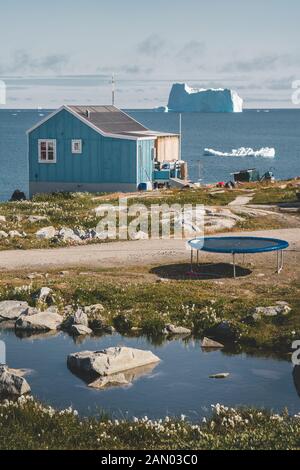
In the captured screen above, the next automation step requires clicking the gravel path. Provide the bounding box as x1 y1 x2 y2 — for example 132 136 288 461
0 228 298 272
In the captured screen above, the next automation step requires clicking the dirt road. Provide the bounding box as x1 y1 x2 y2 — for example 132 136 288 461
0 228 298 272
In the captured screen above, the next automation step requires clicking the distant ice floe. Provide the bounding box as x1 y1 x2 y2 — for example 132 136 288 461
203 147 275 158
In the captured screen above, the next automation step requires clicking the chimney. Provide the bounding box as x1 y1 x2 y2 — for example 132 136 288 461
85 109 91 119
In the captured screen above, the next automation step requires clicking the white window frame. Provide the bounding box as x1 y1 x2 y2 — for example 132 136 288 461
38 139 57 163
71 139 82 154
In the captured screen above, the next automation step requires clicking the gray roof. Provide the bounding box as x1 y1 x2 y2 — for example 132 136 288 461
27 104 179 139
68 105 178 139
69 105 148 137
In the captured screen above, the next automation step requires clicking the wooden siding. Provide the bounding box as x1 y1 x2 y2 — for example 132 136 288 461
29 109 138 187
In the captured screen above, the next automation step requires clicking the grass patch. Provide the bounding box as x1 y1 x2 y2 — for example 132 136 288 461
251 183 299 205
0 268 299 352
0 397 300 450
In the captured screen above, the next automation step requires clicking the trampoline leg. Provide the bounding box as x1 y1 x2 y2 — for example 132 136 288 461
232 253 236 278
277 250 284 274
190 249 194 273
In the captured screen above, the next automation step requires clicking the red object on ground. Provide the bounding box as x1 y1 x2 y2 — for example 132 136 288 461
217 182 225 187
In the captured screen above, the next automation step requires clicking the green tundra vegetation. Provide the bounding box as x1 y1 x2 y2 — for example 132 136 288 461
0 265 299 352
0 397 299 450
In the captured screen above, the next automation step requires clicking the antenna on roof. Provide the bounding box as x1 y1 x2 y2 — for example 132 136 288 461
112 73 115 106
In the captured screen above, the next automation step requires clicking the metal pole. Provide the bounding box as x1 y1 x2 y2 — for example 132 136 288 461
190 249 194 273
112 73 115 106
232 253 236 278
179 113 182 161
277 250 284 274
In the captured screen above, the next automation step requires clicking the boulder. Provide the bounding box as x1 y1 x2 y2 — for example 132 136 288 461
201 337 224 349
58 228 82 243
206 321 237 341
0 231 8 239
15 309 62 331
28 215 48 223
0 366 31 396
73 309 89 326
164 324 191 335
253 303 291 321
84 304 105 315
131 231 148 240
38 287 53 303
9 230 24 238
67 347 160 377
70 324 93 336
62 308 89 331
36 226 57 240
10 190 26 202
0 216 6 223
74 228 88 240
0 301 29 320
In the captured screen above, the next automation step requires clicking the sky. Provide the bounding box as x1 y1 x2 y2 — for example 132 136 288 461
0 0 299 108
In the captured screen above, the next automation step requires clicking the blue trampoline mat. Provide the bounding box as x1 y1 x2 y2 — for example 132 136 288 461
188 236 289 254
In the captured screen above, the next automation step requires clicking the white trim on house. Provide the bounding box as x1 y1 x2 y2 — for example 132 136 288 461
71 139 82 154
38 139 57 164
27 105 157 141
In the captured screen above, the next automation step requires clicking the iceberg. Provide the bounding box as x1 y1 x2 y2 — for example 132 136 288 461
167 83 243 113
204 147 275 158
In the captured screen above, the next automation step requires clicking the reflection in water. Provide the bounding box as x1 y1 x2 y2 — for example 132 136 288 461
293 366 300 397
0 326 299 419
87 363 159 389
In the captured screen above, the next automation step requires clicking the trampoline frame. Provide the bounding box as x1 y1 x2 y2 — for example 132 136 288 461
188 236 289 278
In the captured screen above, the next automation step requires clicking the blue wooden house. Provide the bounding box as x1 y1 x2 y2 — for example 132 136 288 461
27 105 181 195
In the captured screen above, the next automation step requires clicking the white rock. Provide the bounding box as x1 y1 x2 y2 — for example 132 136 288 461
165 324 191 335
0 231 8 239
36 226 57 240
67 347 160 377
0 366 31 396
201 337 224 349
131 231 149 240
28 215 48 223
9 230 23 238
0 301 29 320
253 303 291 320
84 304 105 315
167 83 243 113
0 216 6 223
38 287 53 302
70 324 93 336
58 228 82 242
15 309 62 331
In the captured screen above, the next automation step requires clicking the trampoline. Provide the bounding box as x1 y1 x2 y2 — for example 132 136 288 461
188 236 289 278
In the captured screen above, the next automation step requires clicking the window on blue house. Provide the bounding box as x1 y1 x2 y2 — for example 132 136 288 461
38 140 56 163
72 139 82 154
